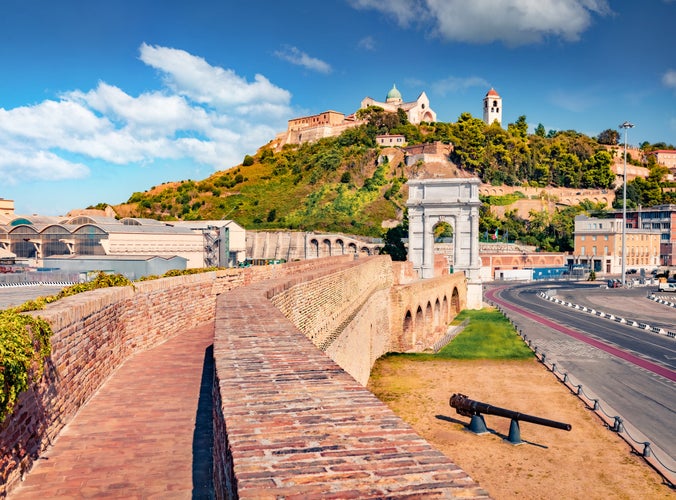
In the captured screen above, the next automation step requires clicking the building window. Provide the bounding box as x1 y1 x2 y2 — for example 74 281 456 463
581 235 585 241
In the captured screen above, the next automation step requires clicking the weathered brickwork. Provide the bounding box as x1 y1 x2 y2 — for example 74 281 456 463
2 254 484 498
0 259 344 496
390 272 467 351
213 264 489 498
270 257 393 347
0 275 214 495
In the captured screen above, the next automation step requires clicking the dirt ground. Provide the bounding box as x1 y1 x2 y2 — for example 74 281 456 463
367 357 674 500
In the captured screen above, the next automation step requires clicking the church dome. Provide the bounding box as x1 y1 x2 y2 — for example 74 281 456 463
386 84 402 103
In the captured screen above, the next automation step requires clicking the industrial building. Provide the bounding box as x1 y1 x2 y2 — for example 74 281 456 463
0 212 245 280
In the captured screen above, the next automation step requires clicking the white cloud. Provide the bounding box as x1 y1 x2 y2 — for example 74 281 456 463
358 36 377 51
0 44 295 185
139 43 292 114
662 69 676 90
349 0 612 46
432 76 491 95
274 46 332 74
0 149 89 184
349 0 426 27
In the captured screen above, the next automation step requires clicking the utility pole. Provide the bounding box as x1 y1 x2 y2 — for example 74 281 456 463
619 121 634 286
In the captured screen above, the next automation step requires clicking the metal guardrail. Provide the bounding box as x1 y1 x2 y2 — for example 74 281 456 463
486 299 675 487
539 291 676 340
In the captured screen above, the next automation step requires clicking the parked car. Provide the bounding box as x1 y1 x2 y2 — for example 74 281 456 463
657 279 676 292
607 279 621 288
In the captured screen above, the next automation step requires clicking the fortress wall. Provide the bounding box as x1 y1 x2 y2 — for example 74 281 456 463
389 272 467 351
246 231 308 261
246 230 382 261
1 254 478 497
0 273 216 494
480 185 616 215
0 256 353 496
212 257 487 499
270 255 394 385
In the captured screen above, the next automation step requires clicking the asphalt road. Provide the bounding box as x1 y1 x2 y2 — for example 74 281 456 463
486 281 676 476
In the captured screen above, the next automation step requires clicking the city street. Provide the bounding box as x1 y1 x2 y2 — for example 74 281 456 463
486 281 676 478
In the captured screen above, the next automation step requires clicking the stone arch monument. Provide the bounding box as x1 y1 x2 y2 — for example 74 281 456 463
407 177 483 309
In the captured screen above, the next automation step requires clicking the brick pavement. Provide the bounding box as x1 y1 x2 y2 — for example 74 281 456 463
9 322 215 499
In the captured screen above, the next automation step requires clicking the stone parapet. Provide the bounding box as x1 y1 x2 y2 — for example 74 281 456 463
212 260 488 499
0 259 349 496
1 254 482 498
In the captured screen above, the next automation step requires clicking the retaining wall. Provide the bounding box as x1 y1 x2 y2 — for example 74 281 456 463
1 254 484 498
212 256 488 498
0 258 349 496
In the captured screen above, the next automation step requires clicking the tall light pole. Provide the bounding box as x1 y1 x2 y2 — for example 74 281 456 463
619 121 634 286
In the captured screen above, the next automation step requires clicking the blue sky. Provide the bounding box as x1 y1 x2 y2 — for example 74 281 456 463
1 0 675 216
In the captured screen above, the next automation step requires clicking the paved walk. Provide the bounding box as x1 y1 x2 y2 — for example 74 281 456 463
10 323 215 499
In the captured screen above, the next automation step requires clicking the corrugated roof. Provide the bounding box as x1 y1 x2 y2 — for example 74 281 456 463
44 254 187 262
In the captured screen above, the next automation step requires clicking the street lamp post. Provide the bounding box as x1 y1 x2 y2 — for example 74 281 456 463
619 121 634 286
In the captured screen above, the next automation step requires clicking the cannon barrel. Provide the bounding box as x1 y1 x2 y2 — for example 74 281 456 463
450 393 571 431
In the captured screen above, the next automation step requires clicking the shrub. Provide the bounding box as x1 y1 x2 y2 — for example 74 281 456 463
0 311 52 423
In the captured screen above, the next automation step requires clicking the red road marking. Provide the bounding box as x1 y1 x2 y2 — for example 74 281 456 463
486 287 676 383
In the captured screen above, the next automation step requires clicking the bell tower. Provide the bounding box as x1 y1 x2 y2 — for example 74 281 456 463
483 88 502 126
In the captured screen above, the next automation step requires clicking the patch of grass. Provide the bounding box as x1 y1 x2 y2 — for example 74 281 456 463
436 308 533 359
383 307 533 362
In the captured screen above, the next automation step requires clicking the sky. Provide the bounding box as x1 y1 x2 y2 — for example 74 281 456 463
1 0 675 216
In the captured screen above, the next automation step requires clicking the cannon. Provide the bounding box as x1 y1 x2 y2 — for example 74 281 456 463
449 393 571 444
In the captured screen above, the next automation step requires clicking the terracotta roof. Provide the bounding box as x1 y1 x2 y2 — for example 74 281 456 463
486 88 499 97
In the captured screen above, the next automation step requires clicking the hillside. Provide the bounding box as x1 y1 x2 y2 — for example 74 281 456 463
110 114 674 246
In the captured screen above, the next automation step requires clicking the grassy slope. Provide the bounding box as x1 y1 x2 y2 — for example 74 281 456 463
114 137 410 237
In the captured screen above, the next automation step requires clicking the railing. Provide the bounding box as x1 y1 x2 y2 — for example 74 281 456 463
486 299 675 487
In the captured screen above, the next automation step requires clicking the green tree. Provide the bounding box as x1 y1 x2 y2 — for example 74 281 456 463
356 106 401 134
507 115 528 140
434 221 453 240
597 129 619 145
380 217 408 261
581 150 614 189
449 112 486 174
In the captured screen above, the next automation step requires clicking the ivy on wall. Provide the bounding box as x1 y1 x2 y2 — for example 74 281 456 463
0 268 219 424
0 311 51 423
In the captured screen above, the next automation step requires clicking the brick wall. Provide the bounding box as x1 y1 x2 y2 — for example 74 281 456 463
212 260 488 499
2 254 484 498
0 257 348 496
390 272 467 351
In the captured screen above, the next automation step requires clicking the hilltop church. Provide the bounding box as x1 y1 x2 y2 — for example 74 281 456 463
277 84 439 146
276 85 499 147
360 84 437 125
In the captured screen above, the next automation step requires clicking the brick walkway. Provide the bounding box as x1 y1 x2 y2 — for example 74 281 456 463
9 323 215 499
